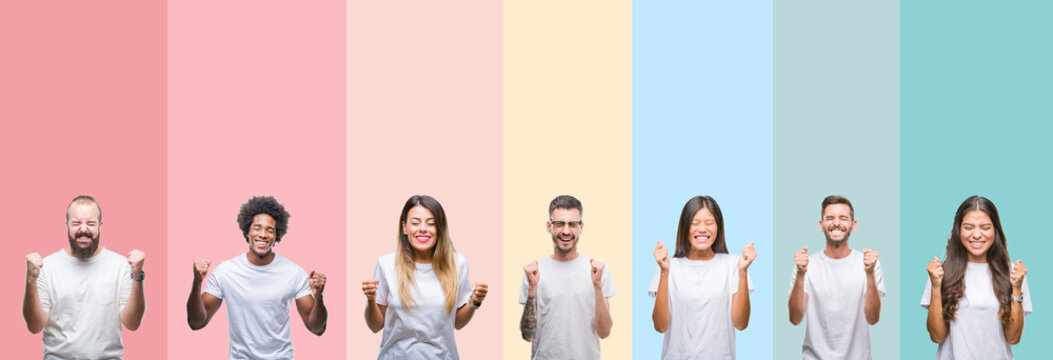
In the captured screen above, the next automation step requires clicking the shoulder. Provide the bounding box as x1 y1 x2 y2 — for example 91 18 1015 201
42 249 67 262
98 247 126 262
377 252 397 266
454 252 468 267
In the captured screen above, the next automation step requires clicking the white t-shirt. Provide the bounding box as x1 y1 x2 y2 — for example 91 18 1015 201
647 254 755 360
921 261 1032 360
373 252 472 360
788 249 885 360
518 255 616 360
37 247 132 360
205 253 312 360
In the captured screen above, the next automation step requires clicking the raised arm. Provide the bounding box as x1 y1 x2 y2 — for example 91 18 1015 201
455 282 488 329
23 253 48 334
187 259 222 330
788 248 808 325
652 240 670 333
520 261 539 342
590 259 613 339
732 242 756 330
863 249 881 325
925 257 947 343
1004 260 1027 344
120 250 146 331
296 270 328 336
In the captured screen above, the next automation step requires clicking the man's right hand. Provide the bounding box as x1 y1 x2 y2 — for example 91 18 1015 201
927 256 943 288
524 261 539 295
794 247 809 274
193 259 211 283
26 253 43 282
362 279 379 301
654 240 670 271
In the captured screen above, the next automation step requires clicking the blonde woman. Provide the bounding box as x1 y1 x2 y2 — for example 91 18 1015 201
362 195 488 360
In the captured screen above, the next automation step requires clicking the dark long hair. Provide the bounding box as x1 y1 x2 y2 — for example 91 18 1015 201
673 195 728 258
941 195 1012 325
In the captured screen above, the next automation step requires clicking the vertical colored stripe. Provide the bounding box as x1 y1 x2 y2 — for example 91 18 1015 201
773 0 899 358
346 0 503 358
503 1 633 358
0 1 166 358
167 1 346 358
900 1 1053 357
632 1 773 359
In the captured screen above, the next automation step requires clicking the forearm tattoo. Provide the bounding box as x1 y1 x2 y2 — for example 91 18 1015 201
520 295 537 341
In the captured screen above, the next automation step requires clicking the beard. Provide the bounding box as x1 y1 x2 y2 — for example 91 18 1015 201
551 233 578 254
823 225 851 245
68 230 100 258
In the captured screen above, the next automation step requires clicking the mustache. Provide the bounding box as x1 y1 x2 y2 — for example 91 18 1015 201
75 231 95 238
826 225 847 231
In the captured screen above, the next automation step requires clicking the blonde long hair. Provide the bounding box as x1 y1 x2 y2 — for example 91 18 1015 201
396 195 459 313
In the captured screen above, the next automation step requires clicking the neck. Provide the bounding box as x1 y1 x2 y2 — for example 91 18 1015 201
552 248 579 261
413 249 433 264
687 247 716 260
824 240 852 259
246 251 275 266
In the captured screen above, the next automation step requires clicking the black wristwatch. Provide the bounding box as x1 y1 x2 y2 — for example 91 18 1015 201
470 299 482 309
131 271 145 281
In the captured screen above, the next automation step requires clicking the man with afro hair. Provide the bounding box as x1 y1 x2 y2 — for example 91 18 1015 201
187 196 328 359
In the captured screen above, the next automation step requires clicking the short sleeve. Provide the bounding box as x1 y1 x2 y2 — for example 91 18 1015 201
37 268 51 313
867 259 886 298
293 267 312 300
1022 275 1032 316
518 271 529 304
456 255 472 308
647 267 660 298
373 259 389 306
118 260 132 309
204 264 223 299
601 264 616 298
920 277 933 309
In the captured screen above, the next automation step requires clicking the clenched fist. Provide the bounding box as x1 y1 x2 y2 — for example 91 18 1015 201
309 271 327 297
524 261 539 295
128 250 145 277
471 282 488 303
654 240 670 271
739 241 757 271
193 259 212 282
926 256 943 287
863 249 879 274
26 253 43 282
1010 260 1027 290
362 279 379 301
589 259 606 287
794 248 809 273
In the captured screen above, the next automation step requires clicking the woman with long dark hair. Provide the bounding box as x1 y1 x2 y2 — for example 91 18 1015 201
649 195 756 359
362 195 488 360
922 196 1030 359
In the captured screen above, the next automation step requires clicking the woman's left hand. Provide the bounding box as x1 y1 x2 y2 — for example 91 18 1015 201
1010 260 1027 290
471 282 488 303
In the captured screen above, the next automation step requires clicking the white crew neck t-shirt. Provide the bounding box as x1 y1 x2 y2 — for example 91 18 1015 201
205 253 312 360
789 249 885 360
921 261 1032 360
373 252 472 360
518 255 616 360
648 254 754 360
37 247 132 360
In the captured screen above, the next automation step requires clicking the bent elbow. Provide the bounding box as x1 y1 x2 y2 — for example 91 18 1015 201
734 321 748 331
653 323 667 333
521 333 533 342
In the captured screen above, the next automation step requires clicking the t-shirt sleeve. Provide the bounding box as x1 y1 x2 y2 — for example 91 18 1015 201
374 259 389 306
118 260 133 309
647 267 660 298
867 259 887 298
293 267 312 300
37 266 51 314
517 271 529 304
1022 275 1032 316
456 256 472 308
601 264 616 298
204 264 223 299
920 277 932 309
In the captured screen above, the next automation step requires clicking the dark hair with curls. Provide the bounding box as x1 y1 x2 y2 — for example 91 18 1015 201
941 195 1012 325
237 196 291 243
673 195 728 258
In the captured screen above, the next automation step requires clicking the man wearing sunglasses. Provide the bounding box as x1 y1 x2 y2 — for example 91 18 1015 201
519 195 615 360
